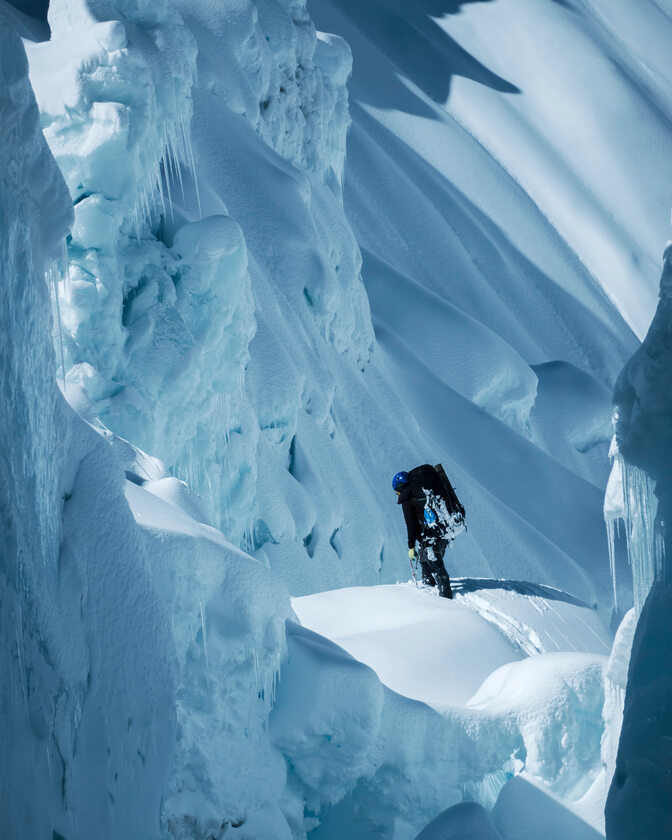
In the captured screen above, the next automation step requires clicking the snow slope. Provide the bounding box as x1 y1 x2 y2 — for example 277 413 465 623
308 0 648 611
289 581 610 837
293 581 610 706
312 0 671 339
25 0 644 618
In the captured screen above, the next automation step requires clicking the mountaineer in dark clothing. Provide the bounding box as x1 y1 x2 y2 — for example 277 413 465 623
392 464 466 599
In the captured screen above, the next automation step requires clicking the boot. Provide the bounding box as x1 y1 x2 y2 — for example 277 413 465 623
420 561 436 587
437 572 453 599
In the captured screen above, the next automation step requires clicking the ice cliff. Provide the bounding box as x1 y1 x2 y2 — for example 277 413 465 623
603 246 672 839
0 14 177 837
1 7 289 838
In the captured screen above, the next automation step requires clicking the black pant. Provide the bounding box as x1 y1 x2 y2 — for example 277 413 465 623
419 539 452 598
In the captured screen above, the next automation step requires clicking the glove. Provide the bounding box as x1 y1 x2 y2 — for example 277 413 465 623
409 547 416 560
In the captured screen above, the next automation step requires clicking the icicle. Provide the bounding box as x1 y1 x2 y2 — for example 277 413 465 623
606 517 618 610
48 262 67 390
622 459 661 613
603 680 626 781
252 646 260 698
180 116 202 218
221 395 231 531
168 126 185 204
605 440 665 615
205 470 215 527
148 130 167 217
60 239 71 294
129 108 199 233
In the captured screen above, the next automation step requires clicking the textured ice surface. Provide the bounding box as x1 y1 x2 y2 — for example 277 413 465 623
0 19 175 838
603 249 672 837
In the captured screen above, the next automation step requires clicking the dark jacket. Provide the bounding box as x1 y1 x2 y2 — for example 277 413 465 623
398 483 424 548
397 463 449 548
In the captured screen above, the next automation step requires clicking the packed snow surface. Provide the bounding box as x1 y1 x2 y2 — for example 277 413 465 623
292 581 610 707
289 581 610 837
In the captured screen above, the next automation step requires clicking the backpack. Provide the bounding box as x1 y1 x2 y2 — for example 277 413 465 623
434 463 465 520
406 464 465 542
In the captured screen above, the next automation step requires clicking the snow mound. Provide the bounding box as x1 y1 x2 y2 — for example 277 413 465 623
491 774 603 840
295 583 525 706
293 581 610 708
467 652 606 800
279 583 608 837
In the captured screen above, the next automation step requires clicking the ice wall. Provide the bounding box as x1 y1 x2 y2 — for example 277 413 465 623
120 474 293 839
26 0 233 518
603 246 672 838
1 13 295 838
0 16 177 838
603 244 672 613
1 14 70 834
605 582 672 839
26 0 383 575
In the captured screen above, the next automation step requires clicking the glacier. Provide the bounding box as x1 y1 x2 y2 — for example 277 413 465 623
2 0 671 837
24 0 645 607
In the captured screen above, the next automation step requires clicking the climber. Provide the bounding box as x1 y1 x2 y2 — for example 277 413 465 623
392 464 465 599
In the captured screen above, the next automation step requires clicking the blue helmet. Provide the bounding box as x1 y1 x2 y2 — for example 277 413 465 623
392 471 409 491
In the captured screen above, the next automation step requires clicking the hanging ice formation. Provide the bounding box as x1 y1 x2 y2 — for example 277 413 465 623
604 437 664 614
604 243 672 616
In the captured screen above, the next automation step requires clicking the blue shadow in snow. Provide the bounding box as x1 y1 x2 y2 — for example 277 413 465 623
310 0 520 118
452 577 592 608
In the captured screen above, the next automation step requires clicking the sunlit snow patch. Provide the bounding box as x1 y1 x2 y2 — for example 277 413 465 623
282 581 609 837
293 580 610 709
